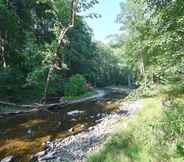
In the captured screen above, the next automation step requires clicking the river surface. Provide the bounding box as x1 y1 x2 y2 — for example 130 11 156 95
0 93 127 162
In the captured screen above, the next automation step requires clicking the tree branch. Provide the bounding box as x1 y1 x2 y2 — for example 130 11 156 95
58 0 79 46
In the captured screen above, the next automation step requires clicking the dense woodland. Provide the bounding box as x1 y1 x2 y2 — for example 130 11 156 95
1 0 183 103
0 0 184 161
89 0 184 161
118 0 184 92
0 0 129 103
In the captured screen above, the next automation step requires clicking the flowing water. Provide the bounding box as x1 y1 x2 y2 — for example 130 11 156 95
0 93 126 162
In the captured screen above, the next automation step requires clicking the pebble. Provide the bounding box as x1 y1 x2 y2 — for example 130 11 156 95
88 127 94 131
80 124 85 129
71 118 77 122
34 151 46 157
33 101 142 162
69 128 74 133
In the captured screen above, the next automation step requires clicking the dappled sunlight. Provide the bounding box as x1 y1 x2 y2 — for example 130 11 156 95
0 136 51 162
0 0 183 161
19 119 47 129
0 94 125 162
87 96 165 162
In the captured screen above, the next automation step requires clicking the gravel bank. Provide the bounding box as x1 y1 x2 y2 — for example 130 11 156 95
32 100 142 162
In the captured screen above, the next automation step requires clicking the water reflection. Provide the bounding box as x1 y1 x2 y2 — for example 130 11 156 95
0 93 126 162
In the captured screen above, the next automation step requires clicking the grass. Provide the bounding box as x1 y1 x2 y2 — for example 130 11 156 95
87 84 184 162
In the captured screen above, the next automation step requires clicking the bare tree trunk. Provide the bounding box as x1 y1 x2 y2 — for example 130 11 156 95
42 0 78 104
0 32 2 67
127 72 132 89
139 52 147 88
2 34 7 69
0 32 7 69
42 65 54 104
139 52 145 79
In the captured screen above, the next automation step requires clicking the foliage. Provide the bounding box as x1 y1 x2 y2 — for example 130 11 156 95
64 74 88 97
0 69 24 97
88 85 184 162
115 0 184 89
0 0 128 102
88 43 130 87
161 101 184 140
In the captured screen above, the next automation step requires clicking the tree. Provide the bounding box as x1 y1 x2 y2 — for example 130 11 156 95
42 0 99 103
115 0 184 88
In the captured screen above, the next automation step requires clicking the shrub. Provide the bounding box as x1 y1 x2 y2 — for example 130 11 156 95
64 74 88 97
0 69 24 97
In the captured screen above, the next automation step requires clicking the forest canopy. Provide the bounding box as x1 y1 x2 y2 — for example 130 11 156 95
0 0 129 103
0 0 183 103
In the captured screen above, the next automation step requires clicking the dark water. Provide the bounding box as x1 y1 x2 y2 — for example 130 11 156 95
0 93 126 162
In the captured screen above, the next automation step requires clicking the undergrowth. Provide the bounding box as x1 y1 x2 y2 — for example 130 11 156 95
87 83 184 162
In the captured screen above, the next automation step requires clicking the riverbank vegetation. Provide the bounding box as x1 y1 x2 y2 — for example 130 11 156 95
88 85 184 162
0 0 184 161
87 0 184 161
0 0 129 105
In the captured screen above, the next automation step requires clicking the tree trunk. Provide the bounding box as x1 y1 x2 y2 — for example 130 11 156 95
0 32 7 69
139 53 145 79
42 65 54 104
127 72 132 89
42 0 78 104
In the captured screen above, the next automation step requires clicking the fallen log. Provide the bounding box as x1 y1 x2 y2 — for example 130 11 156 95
0 88 130 117
0 90 107 108
0 101 35 108
0 100 63 109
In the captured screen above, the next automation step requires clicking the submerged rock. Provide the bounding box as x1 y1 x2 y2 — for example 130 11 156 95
67 110 84 116
69 128 74 133
71 118 77 122
1 156 14 162
34 151 46 157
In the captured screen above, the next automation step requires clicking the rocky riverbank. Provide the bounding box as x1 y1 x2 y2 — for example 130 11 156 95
32 100 142 162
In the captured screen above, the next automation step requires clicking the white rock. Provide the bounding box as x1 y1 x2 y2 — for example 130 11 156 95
88 127 94 131
34 151 46 157
71 118 77 122
69 128 74 133
1 156 14 162
67 110 84 116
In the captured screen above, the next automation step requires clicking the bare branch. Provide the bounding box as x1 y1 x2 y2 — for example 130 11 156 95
58 0 79 46
43 0 79 103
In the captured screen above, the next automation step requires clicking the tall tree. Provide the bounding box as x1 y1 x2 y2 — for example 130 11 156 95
42 0 99 103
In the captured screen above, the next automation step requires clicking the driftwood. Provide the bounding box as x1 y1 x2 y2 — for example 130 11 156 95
0 88 131 118
0 90 108 117
0 101 35 108
0 100 63 109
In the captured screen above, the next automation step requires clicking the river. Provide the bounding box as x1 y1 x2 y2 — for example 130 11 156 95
0 91 127 162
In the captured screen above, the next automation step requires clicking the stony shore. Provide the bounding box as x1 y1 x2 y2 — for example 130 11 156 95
32 100 142 162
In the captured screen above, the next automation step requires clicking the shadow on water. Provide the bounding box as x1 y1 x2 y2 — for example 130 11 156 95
0 93 127 162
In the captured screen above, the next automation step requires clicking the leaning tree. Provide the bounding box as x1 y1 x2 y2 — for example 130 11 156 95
42 0 99 103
